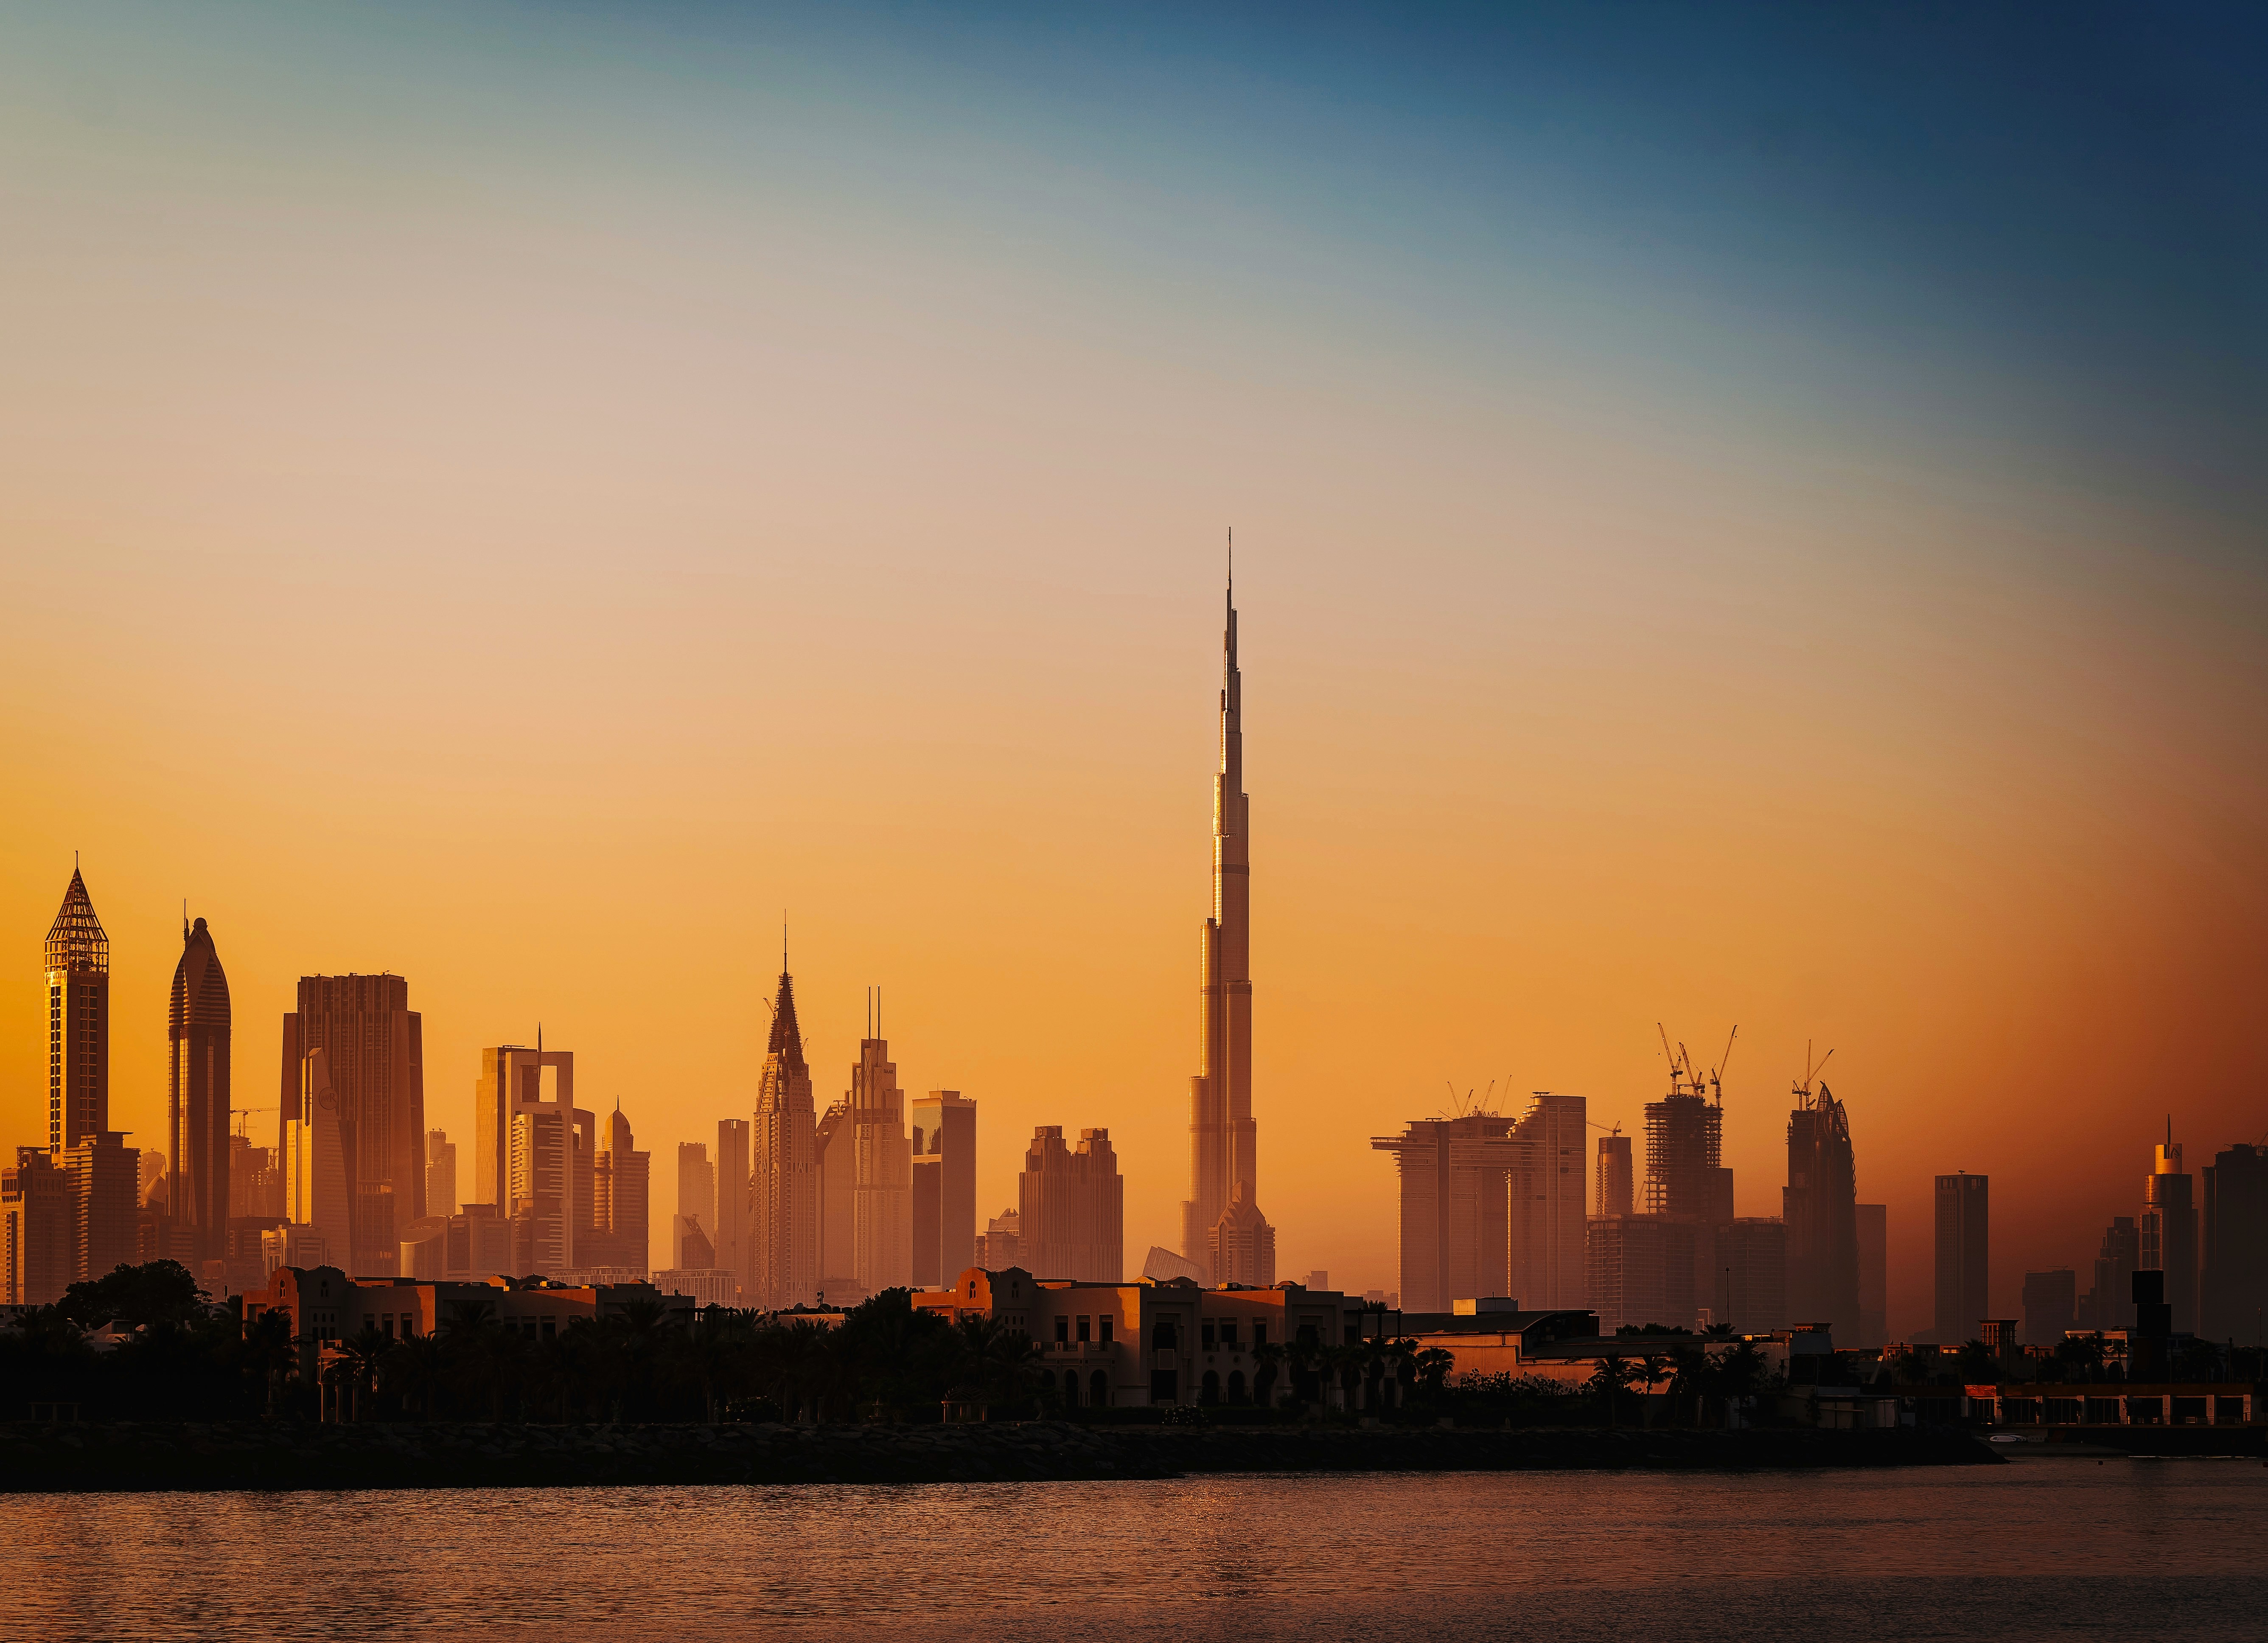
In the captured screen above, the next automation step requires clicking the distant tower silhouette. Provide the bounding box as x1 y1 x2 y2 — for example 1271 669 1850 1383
1182 551 1276 1285
750 956 818 1307
169 915 233 1264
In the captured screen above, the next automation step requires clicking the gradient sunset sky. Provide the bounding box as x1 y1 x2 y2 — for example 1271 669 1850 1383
4 3 2263 1334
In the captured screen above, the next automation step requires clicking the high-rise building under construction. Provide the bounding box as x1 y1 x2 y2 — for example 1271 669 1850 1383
1374 1092 1587 1314
1783 1080 1859 1337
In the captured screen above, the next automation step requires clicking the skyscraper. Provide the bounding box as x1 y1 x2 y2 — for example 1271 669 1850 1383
1644 1073 1729 1222
589 1103 649 1273
1506 1093 1587 1309
3 1148 75 1305
911 1090 976 1289
2140 1123 2199 1334
1716 1217 1788 1332
1595 1131 1633 1217
848 1006 913 1297
282 1047 356 1268
169 915 232 1265
2022 1269 2077 1345
750 960 818 1308
281 975 425 1267
426 1129 457 1218
1856 1203 1887 1347
1933 1171 1989 1343
1020 1126 1123 1281
1783 1081 1859 1338
2201 1142 2268 1342
472 1044 581 1266
1181 565 1275 1286
676 1140 715 1268
714 1118 749 1299
46 867 109 1157
1373 1093 1587 1313
2083 1214 2139 1331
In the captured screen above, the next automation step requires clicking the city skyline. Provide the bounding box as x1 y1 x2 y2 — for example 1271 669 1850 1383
3 7 2263 1337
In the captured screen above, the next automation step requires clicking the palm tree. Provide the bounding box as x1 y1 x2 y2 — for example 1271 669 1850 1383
1329 1343 1367 1414
240 1307 300 1418
1588 1352 1637 1428
1668 1344 1712 1427
1249 1340 1287 1409
336 1326 393 1423
1634 1352 1674 1428
1410 1346 1455 1403
388 1332 450 1419
1716 1338 1766 1423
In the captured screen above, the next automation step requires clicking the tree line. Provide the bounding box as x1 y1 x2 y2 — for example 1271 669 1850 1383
0 1262 1463 1424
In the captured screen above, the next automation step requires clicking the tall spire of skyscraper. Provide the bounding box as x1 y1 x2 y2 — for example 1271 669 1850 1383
1182 553 1276 1285
751 942 817 1305
45 865 111 1156
767 955 807 1073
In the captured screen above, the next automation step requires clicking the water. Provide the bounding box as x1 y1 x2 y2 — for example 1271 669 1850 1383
5 1453 2264 1640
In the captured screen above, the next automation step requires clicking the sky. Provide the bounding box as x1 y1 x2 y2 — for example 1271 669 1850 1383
2 2 2263 1335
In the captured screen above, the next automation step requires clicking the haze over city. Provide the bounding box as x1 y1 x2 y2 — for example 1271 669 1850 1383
5 3 2264 1341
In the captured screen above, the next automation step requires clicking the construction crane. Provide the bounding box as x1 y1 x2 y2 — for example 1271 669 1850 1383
1793 1040 1836 1108
230 1105 278 1138
1657 1022 1734 1104
1437 1079 1506 1120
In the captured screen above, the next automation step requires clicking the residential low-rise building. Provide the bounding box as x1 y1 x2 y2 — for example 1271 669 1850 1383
912 1268 1389 1409
238 1265 695 1383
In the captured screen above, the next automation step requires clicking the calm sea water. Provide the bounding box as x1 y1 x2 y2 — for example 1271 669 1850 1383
5 1454 2264 1640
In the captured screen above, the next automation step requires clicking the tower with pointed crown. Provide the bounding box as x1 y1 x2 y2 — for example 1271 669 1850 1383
750 957 819 1307
169 913 233 1264
45 866 109 1155
1181 558 1276 1285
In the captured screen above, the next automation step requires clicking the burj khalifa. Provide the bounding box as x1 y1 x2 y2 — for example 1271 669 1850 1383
1181 559 1277 1285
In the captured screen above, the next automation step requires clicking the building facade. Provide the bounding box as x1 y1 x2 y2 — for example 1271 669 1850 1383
1595 1132 1633 1217
1019 1126 1124 1282
425 1130 457 1219
3 1147 76 1305
2022 1268 2077 1345
1856 1202 1887 1348
2083 1214 2140 1331
1933 1171 1990 1343
280 975 426 1266
911 1090 976 1290
2202 1142 2268 1341
1180 570 1275 1285
675 1140 715 1270
714 1118 749 1302
1373 1093 1587 1315
913 1267 1378 1409
586 1104 649 1274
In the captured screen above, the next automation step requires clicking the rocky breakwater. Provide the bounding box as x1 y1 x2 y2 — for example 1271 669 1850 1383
0 1420 1998 1494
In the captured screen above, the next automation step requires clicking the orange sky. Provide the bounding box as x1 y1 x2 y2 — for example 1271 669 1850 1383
3 5 2263 1335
